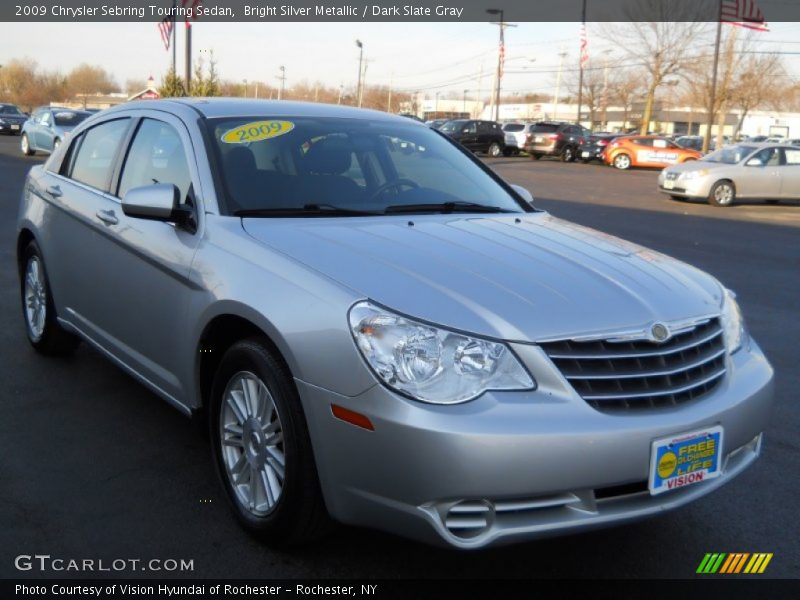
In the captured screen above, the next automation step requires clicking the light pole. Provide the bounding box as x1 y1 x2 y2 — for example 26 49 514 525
355 39 364 107
277 66 286 100
552 49 567 121
243 79 248 97
463 89 468 115
486 8 515 122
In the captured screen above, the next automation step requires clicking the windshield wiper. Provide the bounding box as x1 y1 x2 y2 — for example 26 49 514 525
234 203 381 217
384 201 517 214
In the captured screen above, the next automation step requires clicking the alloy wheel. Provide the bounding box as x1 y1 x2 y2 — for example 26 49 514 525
220 371 286 516
24 256 47 341
714 183 734 205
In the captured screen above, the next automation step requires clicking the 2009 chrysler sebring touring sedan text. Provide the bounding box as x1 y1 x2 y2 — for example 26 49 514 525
17 99 774 549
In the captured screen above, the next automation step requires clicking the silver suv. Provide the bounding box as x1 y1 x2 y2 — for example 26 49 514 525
17 99 774 548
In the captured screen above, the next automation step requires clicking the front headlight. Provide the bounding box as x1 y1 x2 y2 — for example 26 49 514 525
349 301 535 404
681 169 709 181
720 289 746 353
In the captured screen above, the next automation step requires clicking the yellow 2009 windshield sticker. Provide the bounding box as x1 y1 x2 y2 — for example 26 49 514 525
221 120 295 144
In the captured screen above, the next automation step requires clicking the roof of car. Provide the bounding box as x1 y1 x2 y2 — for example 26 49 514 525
111 98 421 124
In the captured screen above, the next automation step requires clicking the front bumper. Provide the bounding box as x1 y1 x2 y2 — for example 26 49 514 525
658 176 714 199
297 338 774 549
0 122 23 134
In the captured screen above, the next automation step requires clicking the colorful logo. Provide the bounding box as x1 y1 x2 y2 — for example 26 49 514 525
696 553 773 574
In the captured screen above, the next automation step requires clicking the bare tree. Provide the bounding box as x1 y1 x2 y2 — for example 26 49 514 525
601 3 707 134
609 68 645 132
566 61 605 128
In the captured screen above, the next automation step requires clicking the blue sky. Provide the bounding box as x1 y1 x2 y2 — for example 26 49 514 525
1 21 797 98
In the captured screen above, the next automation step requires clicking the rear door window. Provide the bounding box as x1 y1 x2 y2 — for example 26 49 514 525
68 118 130 191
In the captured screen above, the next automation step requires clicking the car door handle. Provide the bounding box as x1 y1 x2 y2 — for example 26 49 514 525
95 209 119 226
45 185 62 198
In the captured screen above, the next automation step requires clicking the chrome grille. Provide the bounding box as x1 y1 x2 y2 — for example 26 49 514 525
540 318 726 411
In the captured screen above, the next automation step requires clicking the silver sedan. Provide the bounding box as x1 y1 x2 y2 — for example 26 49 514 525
659 143 800 206
17 99 774 548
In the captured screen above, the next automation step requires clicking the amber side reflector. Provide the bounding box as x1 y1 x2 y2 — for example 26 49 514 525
331 404 374 431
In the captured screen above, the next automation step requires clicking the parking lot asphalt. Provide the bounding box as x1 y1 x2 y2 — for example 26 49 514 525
0 134 798 579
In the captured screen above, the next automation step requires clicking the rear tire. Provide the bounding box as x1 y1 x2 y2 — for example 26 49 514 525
561 146 575 162
530 153 542 160
613 153 632 170
210 338 330 546
708 180 735 207
20 241 80 355
21 134 34 156
488 142 502 157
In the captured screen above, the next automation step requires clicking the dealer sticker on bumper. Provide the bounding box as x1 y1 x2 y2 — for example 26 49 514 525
649 425 723 495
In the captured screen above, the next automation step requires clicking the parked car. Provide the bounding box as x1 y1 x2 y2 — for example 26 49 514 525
784 138 800 146
501 122 532 156
523 121 591 162
440 119 506 157
603 135 702 170
659 143 800 206
424 119 448 130
577 133 617 163
18 99 773 549
0 103 28 135
21 107 92 155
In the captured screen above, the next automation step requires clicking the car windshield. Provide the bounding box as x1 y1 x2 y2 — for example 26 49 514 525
207 116 527 216
503 123 525 132
0 104 23 115
54 111 89 127
703 145 757 164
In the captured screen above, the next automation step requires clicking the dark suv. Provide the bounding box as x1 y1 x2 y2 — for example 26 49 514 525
523 122 591 162
440 119 506 157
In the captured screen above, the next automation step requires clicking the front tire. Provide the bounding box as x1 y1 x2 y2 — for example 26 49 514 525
20 242 80 355
708 180 735 207
21 133 34 156
210 338 329 545
613 153 631 170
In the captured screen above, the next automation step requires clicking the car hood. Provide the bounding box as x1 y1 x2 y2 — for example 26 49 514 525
666 160 730 174
242 213 723 342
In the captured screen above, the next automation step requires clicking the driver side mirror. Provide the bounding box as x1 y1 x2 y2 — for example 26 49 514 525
510 184 535 206
122 183 195 230
746 157 764 167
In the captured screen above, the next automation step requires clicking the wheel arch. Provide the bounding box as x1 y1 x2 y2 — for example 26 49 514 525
194 308 299 414
16 228 36 277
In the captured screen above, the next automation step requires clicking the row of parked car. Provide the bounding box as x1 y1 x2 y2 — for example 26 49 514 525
424 117 800 207
0 102 94 155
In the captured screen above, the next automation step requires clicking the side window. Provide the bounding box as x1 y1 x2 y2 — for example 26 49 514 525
464 122 477 134
40 112 52 126
751 147 780 166
118 119 192 202
68 119 130 191
477 121 490 134
784 148 800 165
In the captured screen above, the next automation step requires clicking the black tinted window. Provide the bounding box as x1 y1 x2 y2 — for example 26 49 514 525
69 119 129 191
503 124 524 132
54 111 90 127
118 119 191 201
531 124 558 133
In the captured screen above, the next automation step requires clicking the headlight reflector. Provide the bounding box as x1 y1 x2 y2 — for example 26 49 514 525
721 289 745 353
349 301 535 404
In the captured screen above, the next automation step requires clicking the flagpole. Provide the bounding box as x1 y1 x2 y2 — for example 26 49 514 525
185 22 192 93
576 0 586 126
703 0 723 154
171 0 177 74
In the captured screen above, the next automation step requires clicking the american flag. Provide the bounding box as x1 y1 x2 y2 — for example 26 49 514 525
498 28 505 78
579 23 589 68
182 0 202 28
157 16 173 51
721 0 768 31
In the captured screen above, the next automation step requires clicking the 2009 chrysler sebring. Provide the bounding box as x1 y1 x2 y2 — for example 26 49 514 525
17 99 774 548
